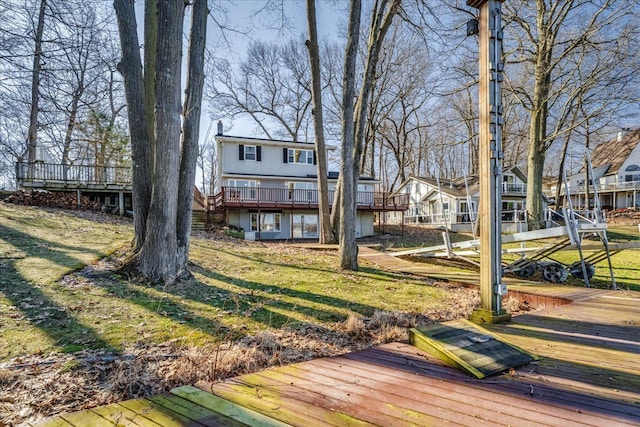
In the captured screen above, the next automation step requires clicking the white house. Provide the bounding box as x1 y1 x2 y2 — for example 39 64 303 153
390 165 528 233
211 129 408 240
564 129 640 211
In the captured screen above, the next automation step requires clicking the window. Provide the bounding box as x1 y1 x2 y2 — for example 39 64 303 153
289 182 315 201
292 214 318 238
625 164 640 182
239 144 261 161
245 145 256 161
288 149 314 164
228 179 257 188
250 213 281 232
228 179 257 199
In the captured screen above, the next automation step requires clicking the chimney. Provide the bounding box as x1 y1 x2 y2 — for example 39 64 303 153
217 120 223 136
618 131 623 142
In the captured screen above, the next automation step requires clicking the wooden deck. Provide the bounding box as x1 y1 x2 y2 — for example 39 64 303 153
33 249 640 426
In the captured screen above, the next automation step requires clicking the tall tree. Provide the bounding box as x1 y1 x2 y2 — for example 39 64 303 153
336 0 401 270
177 0 207 267
26 0 46 170
115 0 207 284
337 0 361 270
504 0 634 228
305 0 332 244
114 0 151 250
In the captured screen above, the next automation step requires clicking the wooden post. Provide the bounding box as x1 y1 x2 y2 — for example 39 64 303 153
467 0 510 324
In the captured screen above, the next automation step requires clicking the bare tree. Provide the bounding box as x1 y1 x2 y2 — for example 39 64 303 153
26 0 46 170
306 0 332 244
206 39 312 141
114 0 207 284
336 0 401 270
337 0 362 270
177 0 207 268
504 0 638 228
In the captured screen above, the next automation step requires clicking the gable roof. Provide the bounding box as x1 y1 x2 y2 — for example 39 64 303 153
396 175 479 198
394 165 526 198
589 129 640 175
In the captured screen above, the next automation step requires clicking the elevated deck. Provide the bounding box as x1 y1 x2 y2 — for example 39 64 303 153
16 161 131 192
207 186 409 213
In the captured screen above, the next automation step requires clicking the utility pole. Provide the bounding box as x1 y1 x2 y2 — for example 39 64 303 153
467 0 511 324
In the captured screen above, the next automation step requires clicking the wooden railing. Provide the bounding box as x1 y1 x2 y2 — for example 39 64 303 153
193 186 206 210
208 186 409 211
16 162 131 186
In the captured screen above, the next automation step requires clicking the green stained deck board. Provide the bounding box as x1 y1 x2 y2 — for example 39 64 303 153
60 409 118 427
410 319 536 379
149 393 246 427
89 403 165 427
198 373 374 427
118 399 198 427
30 418 75 427
199 378 380 427
171 385 290 427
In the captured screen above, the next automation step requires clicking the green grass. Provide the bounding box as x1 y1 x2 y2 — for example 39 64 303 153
0 203 464 361
548 226 640 290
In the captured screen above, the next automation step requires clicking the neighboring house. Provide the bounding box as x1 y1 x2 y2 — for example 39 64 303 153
564 129 640 211
211 130 408 240
389 165 528 233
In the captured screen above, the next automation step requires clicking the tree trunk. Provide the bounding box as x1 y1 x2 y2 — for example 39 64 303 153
338 0 361 270
526 51 550 230
526 105 546 229
137 0 185 283
114 0 151 250
305 0 332 244
177 0 207 269
144 0 157 163
26 0 46 173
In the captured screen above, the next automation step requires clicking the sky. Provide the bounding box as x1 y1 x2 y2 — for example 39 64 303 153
201 0 348 144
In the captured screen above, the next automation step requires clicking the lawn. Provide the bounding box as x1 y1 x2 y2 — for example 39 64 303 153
0 203 476 361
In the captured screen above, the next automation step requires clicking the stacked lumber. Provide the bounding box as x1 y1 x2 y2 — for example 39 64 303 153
3 190 101 210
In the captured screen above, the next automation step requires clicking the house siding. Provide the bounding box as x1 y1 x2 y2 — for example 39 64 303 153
215 134 386 240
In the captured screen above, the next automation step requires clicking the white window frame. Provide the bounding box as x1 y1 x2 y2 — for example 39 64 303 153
292 214 318 238
288 149 314 165
250 213 281 232
228 179 257 199
244 145 257 161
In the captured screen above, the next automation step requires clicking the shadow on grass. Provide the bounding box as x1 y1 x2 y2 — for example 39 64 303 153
201 244 338 276
0 223 105 260
190 262 379 319
87 273 243 341
0 224 114 356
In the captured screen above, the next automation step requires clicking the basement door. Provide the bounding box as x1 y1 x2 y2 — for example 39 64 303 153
292 214 318 238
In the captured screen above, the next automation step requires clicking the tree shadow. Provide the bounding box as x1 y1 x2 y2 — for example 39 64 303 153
0 224 115 356
199 244 338 275
0 223 105 264
190 262 379 319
